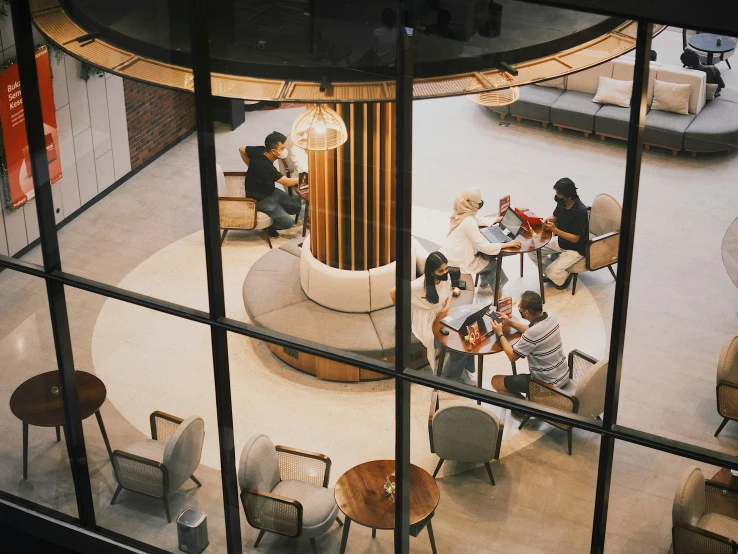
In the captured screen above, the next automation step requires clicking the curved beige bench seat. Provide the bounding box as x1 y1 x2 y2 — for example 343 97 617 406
242 238 427 382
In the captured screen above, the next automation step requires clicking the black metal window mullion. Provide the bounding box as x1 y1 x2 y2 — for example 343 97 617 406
590 20 653 554
187 0 242 552
9 0 97 528
394 4 413 552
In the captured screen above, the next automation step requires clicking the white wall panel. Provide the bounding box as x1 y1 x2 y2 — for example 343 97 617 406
51 180 64 223
50 53 69 110
105 75 132 180
95 150 115 192
87 74 111 159
65 56 90 137
55 104 81 216
24 199 39 243
3 205 27 255
74 129 97 205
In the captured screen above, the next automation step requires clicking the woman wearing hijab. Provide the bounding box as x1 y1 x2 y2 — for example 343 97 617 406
391 251 475 383
441 188 521 295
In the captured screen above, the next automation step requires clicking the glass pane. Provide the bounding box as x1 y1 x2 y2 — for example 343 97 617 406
414 387 598 553
65 287 228 551
605 440 721 553
228 332 396 552
0 269 78 517
617 26 738 448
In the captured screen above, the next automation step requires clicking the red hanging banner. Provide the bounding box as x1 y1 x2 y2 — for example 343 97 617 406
0 46 61 211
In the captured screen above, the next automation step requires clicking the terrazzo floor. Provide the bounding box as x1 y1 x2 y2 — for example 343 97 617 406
0 26 736 554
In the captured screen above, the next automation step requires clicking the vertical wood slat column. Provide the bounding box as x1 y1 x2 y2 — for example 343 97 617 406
308 101 396 271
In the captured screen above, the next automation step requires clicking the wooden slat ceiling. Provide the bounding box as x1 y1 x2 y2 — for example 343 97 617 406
30 4 664 103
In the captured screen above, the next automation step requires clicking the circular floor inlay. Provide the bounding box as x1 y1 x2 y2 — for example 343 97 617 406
92 207 606 482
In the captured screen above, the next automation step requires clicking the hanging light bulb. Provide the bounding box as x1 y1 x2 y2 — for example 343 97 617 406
291 104 348 150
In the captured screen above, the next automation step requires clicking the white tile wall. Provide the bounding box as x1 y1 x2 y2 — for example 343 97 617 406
74 129 97 205
0 5 132 256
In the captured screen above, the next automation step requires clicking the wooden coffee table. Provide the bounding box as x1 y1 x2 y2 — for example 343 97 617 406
9 370 113 479
335 460 440 554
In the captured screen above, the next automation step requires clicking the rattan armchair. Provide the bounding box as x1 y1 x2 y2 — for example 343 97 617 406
568 193 621 295
715 336 738 437
238 434 341 554
110 412 205 522
672 466 738 554
428 390 504 485
518 350 607 455
219 171 274 247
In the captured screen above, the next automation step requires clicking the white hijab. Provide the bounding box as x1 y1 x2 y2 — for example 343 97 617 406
448 188 483 235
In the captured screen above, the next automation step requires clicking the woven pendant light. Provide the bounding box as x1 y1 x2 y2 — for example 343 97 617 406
291 104 348 150
467 86 520 107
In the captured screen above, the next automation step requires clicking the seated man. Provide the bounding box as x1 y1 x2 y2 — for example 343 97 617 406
528 177 588 290
239 131 301 238
490 291 568 411
681 48 725 96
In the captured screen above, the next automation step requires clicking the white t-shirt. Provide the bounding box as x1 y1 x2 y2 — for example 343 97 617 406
410 275 451 370
512 313 569 387
440 216 502 275
373 26 397 67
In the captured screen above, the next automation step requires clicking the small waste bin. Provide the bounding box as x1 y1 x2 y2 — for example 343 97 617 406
177 508 208 553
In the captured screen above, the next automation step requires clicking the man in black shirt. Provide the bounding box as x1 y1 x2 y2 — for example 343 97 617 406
239 131 301 237
528 177 589 290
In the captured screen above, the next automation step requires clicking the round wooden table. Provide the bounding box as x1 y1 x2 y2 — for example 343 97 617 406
433 306 521 400
9 370 112 479
484 223 552 303
688 33 737 65
335 460 440 554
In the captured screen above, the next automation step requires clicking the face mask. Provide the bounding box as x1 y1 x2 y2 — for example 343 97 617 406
554 195 566 205
477 200 484 210
435 272 449 281
277 148 289 160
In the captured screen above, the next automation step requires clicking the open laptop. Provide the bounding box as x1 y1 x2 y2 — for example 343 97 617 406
481 208 524 244
441 303 492 332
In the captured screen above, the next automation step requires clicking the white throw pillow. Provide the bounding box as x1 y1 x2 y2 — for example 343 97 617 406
592 76 633 107
706 83 718 101
651 80 692 115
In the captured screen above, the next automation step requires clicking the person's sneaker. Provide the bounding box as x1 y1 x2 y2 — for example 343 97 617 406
460 371 477 386
266 227 280 238
549 274 573 290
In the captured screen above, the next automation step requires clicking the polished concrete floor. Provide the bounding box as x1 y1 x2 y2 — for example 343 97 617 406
0 26 736 554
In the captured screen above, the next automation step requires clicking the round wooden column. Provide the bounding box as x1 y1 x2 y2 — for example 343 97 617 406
308 102 396 270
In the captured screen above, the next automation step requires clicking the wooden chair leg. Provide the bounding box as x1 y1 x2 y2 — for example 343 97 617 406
484 462 496 486
432 458 444 478
567 428 573 456
163 494 171 523
336 516 344 526
110 484 123 505
608 265 617 280
302 210 308 237
56 426 61 442
520 253 524 277
310 537 318 554
715 417 730 437
190 475 202 487
518 416 530 430
474 273 479 287
372 528 377 538
427 520 438 554
571 273 578 296
254 529 266 548
220 230 228 245
263 230 273 249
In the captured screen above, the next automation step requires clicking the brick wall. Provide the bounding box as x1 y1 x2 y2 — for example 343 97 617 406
123 80 196 169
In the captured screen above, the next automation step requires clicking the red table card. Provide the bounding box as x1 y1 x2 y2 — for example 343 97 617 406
499 195 510 216
497 297 513 316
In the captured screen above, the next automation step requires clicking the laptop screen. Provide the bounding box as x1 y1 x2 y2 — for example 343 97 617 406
500 208 524 235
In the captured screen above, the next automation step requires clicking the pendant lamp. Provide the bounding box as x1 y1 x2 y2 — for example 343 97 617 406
291 104 348 150
467 86 520 107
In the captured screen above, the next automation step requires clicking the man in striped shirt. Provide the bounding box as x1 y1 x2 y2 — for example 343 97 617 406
490 291 568 402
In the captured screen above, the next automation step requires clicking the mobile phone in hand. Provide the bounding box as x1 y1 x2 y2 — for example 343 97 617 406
489 312 501 324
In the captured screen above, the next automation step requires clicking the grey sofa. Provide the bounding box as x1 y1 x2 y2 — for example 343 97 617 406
491 57 738 156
